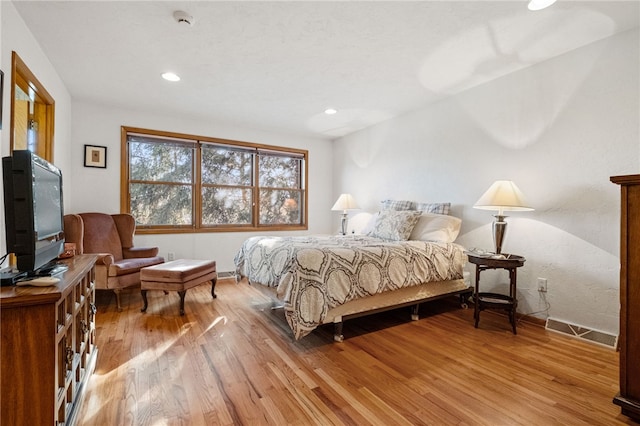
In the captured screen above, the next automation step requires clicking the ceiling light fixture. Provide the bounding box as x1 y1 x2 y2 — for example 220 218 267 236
324 108 338 115
161 72 180 82
173 10 195 26
527 0 557 11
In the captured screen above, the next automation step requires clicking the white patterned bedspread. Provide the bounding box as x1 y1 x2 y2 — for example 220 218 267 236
234 235 466 339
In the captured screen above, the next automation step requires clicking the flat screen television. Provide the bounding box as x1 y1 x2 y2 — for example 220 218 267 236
3 150 66 274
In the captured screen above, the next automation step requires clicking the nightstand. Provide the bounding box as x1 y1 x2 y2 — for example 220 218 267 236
467 252 526 334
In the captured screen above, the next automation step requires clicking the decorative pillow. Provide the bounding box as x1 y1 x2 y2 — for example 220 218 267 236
415 202 451 215
409 212 462 243
368 210 422 241
381 199 415 211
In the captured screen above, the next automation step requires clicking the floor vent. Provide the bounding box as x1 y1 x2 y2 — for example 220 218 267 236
545 318 617 349
217 271 235 279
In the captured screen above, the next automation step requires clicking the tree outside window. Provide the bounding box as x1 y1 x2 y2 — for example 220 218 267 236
122 127 307 233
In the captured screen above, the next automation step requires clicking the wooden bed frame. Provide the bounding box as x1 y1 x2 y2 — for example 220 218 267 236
322 278 471 341
247 276 472 342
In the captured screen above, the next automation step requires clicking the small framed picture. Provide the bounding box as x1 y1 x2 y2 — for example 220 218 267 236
84 145 107 168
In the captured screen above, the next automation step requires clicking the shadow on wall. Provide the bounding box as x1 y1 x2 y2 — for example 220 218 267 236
530 183 620 257
342 120 391 170
418 8 613 148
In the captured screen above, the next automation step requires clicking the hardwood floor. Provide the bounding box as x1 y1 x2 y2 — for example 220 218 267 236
78 278 636 425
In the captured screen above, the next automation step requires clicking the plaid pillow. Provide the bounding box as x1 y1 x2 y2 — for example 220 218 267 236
415 202 451 215
381 199 415 211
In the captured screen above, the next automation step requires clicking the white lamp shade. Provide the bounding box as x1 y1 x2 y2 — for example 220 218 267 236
331 193 359 211
528 0 557 11
473 181 534 213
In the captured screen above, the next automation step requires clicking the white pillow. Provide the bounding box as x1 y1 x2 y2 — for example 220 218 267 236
409 212 462 243
368 210 422 241
347 212 375 234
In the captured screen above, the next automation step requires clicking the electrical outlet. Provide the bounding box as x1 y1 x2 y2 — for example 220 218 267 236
167 252 175 261
537 277 548 292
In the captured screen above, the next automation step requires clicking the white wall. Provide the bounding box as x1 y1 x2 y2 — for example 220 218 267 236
333 29 640 335
70 101 334 272
1 1 73 255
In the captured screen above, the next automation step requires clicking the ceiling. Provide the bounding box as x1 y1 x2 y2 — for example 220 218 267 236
11 1 640 140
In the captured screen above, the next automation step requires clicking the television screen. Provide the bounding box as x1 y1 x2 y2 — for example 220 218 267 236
3 150 65 274
33 160 63 240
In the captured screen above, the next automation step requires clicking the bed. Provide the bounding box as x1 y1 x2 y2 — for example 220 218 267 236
234 206 471 341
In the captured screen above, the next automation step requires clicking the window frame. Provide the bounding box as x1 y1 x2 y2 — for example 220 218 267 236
121 126 308 234
10 51 55 162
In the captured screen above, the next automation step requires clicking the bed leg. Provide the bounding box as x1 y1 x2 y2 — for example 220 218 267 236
411 304 420 321
334 322 344 342
460 290 472 309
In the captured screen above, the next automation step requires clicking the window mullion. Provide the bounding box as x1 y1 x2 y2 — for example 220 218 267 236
194 143 201 229
253 152 259 227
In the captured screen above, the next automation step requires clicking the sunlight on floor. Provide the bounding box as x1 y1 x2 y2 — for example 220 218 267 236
201 315 228 339
83 318 195 422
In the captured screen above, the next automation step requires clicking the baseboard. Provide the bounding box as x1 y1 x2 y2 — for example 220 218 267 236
545 318 617 348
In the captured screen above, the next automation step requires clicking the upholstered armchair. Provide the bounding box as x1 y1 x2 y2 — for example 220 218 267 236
63 213 164 311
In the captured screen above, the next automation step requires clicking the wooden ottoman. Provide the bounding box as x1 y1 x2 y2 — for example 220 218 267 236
140 259 217 315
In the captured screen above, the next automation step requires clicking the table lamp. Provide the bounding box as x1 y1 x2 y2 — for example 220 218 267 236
331 194 359 235
473 180 533 254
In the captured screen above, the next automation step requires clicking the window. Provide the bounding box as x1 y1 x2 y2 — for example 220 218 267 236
10 51 55 162
122 127 307 233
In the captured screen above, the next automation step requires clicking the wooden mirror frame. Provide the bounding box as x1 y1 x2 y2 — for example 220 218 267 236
10 51 55 162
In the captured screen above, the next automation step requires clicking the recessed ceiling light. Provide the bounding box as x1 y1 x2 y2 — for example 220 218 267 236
324 108 338 115
162 72 180 82
528 0 557 11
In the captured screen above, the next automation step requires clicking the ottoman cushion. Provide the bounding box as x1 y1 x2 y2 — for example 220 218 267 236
141 259 216 284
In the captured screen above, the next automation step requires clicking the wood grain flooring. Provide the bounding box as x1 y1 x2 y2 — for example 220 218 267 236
78 278 637 425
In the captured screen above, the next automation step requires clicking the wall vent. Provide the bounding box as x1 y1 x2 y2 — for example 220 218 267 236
545 318 617 349
217 271 235 279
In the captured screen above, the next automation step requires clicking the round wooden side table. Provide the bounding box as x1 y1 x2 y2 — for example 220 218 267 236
467 252 526 334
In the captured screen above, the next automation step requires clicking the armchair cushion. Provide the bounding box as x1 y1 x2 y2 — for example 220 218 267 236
109 257 164 277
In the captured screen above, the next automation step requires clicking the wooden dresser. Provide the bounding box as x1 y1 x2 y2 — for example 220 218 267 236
611 175 640 420
0 254 98 425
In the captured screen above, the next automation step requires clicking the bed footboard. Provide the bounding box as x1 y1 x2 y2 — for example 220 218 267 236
328 283 472 342
241 275 472 342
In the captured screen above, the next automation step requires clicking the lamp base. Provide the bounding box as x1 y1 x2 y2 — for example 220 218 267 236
340 213 348 235
493 215 508 254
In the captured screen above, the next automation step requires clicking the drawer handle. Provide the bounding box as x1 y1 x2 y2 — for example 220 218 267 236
66 347 74 370
80 319 89 335
89 303 97 321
